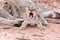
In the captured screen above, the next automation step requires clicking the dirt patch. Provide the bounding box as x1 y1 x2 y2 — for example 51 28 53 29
0 18 60 40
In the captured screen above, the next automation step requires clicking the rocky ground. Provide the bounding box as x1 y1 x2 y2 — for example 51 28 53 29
35 0 60 13
0 0 60 40
0 18 60 40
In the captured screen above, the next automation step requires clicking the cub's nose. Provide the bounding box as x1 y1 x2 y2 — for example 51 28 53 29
13 21 24 27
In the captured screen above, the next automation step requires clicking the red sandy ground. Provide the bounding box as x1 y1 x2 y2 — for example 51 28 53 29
0 18 60 40
0 0 60 40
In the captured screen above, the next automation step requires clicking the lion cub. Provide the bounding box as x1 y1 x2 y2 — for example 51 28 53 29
20 7 46 29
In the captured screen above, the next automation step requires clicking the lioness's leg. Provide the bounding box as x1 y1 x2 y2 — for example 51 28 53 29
0 17 19 25
11 6 19 18
0 17 24 26
0 8 17 20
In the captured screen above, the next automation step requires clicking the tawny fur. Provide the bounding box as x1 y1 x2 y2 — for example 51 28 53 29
0 0 48 26
20 7 46 29
0 1 23 26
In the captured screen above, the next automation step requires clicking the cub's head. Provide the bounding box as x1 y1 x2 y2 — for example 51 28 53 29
26 7 38 18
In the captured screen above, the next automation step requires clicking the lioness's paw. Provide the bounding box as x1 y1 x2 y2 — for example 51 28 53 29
19 26 26 30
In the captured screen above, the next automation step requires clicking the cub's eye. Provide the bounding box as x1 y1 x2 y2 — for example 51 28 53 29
4 2 8 4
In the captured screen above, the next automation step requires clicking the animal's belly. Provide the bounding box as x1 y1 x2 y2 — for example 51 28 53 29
28 21 36 26
27 17 39 26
